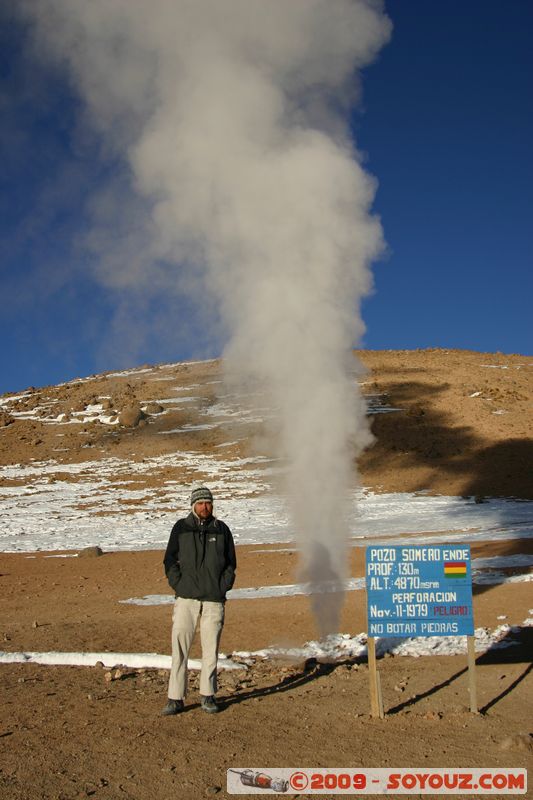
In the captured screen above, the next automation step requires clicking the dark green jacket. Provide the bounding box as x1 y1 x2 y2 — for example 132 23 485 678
163 512 236 602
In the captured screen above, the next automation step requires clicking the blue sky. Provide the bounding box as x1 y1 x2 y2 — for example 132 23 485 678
1 0 532 394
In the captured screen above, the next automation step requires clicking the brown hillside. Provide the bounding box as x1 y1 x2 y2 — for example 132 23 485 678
1 348 531 498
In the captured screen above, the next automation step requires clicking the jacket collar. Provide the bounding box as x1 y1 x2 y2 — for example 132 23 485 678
186 510 215 529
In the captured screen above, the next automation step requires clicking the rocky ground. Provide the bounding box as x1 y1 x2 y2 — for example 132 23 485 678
0 349 532 499
0 544 532 800
0 349 532 799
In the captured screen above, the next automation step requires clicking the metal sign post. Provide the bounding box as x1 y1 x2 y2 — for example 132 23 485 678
365 544 475 717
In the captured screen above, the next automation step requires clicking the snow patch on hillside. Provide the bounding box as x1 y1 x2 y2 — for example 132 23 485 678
1 447 532 553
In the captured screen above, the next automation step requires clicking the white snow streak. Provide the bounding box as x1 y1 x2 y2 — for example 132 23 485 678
2 618 530 672
121 557 532 607
235 622 529 662
0 651 241 670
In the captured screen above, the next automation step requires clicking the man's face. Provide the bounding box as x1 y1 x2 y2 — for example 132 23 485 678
194 500 213 520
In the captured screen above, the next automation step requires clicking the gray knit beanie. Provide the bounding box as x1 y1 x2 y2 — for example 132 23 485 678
190 486 214 507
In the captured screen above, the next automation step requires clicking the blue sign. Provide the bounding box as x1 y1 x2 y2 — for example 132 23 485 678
366 544 474 638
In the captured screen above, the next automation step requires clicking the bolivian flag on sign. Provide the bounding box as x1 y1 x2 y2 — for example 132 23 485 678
444 561 468 578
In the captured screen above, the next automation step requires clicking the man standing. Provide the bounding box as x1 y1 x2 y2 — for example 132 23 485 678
161 486 236 715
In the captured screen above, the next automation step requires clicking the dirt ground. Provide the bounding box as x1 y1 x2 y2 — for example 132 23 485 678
0 544 532 800
1 349 532 799
357 349 533 500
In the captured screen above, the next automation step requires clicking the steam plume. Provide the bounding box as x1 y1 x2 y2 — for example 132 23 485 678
20 0 391 635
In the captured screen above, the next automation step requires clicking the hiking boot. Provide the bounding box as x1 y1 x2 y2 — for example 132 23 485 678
161 698 184 716
200 695 219 713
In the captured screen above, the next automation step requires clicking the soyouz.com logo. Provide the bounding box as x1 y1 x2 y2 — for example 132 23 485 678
226 768 527 794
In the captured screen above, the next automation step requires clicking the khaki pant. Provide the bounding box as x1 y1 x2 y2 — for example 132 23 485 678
167 597 225 700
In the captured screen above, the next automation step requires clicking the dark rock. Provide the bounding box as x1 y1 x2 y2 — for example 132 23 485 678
78 546 104 558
